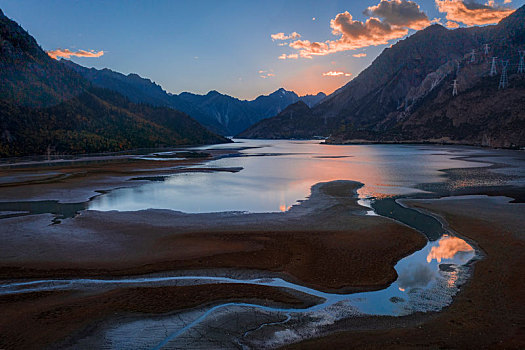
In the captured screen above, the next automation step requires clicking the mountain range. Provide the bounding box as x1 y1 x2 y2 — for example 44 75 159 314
62 60 326 136
0 8 229 157
239 5 525 149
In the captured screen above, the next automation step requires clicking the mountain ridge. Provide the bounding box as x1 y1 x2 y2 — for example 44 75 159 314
63 60 326 135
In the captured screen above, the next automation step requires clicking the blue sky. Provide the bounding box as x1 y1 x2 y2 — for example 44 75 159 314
1 0 522 99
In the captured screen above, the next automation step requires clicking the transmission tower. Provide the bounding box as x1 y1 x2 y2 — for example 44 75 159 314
490 57 498 76
518 50 525 74
499 60 509 89
470 49 476 63
484 44 490 55
452 80 459 96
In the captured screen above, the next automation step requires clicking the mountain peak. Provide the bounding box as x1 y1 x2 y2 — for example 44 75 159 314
424 23 446 32
207 90 221 96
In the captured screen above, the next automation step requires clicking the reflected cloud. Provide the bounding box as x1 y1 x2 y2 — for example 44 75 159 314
427 235 473 263
397 263 435 290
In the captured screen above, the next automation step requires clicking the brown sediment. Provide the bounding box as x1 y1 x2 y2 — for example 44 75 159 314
0 181 426 293
0 283 319 349
0 178 428 348
285 196 525 349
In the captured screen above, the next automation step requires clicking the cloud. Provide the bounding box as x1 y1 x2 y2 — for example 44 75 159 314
352 53 367 57
322 71 352 77
364 0 431 29
47 49 104 60
446 20 461 27
278 53 299 60
271 32 301 40
259 70 275 78
284 1 430 58
435 0 515 26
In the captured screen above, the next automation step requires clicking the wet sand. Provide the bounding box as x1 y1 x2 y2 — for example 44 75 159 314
0 284 321 349
287 195 525 349
0 179 427 348
0 181 425 292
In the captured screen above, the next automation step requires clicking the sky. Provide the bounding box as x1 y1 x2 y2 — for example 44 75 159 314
1 0 522 99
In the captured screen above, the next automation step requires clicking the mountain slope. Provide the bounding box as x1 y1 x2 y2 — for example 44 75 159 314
0 87 228 157
0 9 229 157
0 8 87 107
240 6 525 148
239 101 335 139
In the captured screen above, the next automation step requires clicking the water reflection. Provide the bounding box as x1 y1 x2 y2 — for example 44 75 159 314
426 235 474 263
89 140 489 213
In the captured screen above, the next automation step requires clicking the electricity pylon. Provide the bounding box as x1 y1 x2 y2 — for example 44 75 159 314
499 60 509 89
452 80 459 96
490 57 498 76
484 44 490 55
518 51 525 74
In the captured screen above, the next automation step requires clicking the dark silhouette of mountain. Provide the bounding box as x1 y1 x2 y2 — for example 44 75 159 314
239 101 336 139
0 9 229 157
63 60 326 135
239 6 525 148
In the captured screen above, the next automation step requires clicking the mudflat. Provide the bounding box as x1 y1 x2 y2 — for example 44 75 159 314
0 179 426 348
287 195 525 349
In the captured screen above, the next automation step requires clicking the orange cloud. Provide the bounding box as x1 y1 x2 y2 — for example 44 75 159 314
446 20 461 27
278 53 299 60
47 49 104 60
322 71 352 77
285 1 430 58
352 53 367 57
435 0 515 26
426 235 474 263
271 32 301 40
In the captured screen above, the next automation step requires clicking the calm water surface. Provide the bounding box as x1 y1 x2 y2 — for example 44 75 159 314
89 139 490 212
